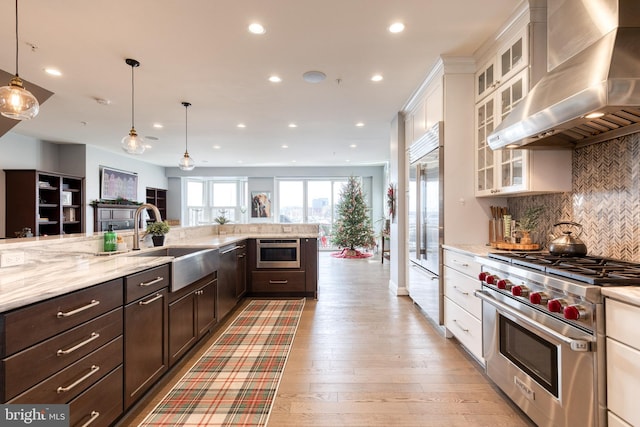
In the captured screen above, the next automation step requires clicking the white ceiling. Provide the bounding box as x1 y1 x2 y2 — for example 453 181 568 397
0 0 519 168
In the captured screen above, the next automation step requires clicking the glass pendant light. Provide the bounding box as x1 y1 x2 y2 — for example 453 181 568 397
121 58 145 154
178 102 195 171
0 0 39 120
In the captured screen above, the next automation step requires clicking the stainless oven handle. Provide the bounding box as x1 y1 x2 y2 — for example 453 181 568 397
475 290 593 351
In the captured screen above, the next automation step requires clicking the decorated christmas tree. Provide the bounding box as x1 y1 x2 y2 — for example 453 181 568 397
331 176 376 256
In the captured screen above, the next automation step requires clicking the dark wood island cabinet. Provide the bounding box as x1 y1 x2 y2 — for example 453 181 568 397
123 264 169 410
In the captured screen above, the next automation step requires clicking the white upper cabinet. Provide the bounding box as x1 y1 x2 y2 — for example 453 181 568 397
404 75 443 146
474 6 572 197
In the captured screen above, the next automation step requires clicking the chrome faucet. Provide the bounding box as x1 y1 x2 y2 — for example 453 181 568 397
133 203 162 250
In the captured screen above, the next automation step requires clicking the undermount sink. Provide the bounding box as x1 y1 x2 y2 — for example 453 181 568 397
131 246 217 292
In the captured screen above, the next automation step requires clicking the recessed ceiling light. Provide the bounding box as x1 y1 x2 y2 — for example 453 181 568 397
389 22 405 33
44 68 62 76
281 144 289 148
213 145 221 150
291 160 297 163
355 122 365 127
237 160 243 164
237 123 246 128
248 23 266 34
371 74 383 82
268 75 282 83
345 159 351 163
153 123 163 129
288 123 297 128
302 70 326 83
350 144 357 148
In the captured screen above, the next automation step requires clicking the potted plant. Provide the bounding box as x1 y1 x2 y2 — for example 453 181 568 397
146 220 170 246
518 206 544 244
214 209 231 224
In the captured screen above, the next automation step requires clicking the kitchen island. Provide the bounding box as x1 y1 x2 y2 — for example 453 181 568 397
0 223 318 426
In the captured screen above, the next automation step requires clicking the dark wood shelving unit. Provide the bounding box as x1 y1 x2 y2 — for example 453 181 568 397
5 170 85 237
146 187 167 221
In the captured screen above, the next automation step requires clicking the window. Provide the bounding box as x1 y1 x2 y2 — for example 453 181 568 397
278 181 303 223
184 178 247 226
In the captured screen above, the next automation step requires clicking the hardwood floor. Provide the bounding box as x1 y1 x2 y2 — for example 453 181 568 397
268 253 534 427
128 252 534 427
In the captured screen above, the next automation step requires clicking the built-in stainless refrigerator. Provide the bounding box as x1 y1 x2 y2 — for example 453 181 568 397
408 122 443 325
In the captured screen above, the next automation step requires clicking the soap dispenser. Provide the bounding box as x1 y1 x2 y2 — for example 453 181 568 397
104 225 117 252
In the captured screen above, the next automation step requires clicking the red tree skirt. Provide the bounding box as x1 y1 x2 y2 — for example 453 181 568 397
330 248 373 259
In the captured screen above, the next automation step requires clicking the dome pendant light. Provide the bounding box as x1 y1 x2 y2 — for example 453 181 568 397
178 101 195 171
0 0 39 120
121 58 145 154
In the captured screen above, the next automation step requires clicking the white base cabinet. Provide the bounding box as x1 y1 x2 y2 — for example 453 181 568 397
443 249 483 364
606 298 640 427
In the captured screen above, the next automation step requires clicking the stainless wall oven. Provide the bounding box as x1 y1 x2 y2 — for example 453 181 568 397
256 238 300 269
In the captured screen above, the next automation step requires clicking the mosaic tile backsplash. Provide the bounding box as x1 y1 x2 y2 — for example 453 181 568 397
508 133 640 261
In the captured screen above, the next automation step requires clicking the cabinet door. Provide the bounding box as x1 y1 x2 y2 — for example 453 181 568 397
124 288 168 409
235 245 247 298
498 27 528 84
218 245 238 320
496 71 529 193
475 58 497 101
196 280 217 337
475 96 496 196
168 292 197 366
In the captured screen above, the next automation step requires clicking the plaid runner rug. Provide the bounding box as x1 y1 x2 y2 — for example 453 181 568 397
139 299 305 427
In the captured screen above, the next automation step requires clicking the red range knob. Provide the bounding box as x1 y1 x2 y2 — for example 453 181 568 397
496 279 512 290
478 272 488 281
564 305 585 320
511 285 529 297
547 299 564 313
485 275 497 285
529 292 549 305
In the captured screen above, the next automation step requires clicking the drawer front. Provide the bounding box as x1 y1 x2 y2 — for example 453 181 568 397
3 278 123 356
251 271 306 292
3 308 123 401
10 336 123 405
444 266 482 319
607 338 640 427
444 297 483 363
69 365 123 427
125 264 170 303
443 250 481 278
606 299 640 351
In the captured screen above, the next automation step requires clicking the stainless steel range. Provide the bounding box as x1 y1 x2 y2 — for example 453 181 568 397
476 252 640 427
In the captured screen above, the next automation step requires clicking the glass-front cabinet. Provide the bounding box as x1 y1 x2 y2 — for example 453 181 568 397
476 70 528 196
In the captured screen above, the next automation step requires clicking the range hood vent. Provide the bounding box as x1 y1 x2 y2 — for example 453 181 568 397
488 0 640 150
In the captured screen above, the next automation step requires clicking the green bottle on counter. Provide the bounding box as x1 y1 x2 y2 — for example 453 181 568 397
104 225 117 252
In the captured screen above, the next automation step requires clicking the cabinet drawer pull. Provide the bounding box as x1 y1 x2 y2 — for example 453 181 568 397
56 365 99 393
57 332 100 356
79 411 100 427
139 276 164 287
139 293 163 305
453 260 469 267
57 300 100 318
453 319 469 333
453 286 469 296
269 280 288 285
237 254 245 259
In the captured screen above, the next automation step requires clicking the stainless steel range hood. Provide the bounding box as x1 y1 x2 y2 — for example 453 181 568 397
488 0 640 150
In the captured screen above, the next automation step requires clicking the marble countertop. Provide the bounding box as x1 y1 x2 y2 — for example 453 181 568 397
0 233 315 313
442 244 498 257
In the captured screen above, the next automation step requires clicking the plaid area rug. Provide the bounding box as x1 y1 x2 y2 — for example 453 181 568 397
139 299 305 427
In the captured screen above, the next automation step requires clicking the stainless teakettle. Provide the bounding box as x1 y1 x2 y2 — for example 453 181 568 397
548 221 588 256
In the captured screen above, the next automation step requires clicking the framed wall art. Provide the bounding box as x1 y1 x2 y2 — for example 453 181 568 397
251 191 271 218
100 166 138 201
